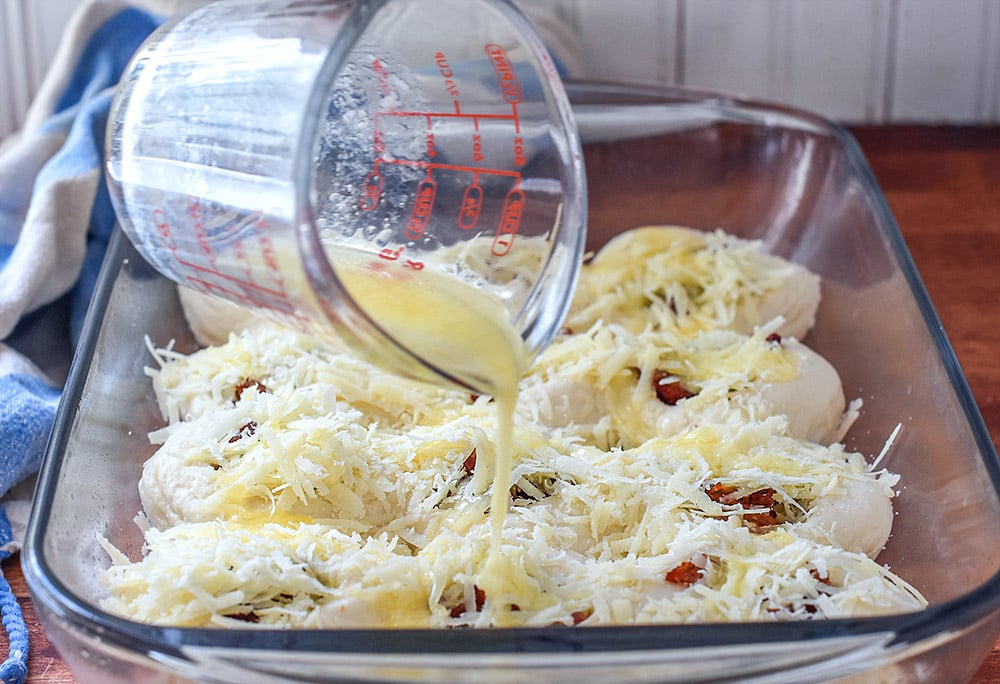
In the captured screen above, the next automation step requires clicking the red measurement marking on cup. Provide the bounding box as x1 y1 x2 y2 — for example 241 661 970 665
405 176 437 240
185 275 274 310
152 207 313 334
377 246 425 271
172 245 286 299
458 182 483 230
187 198 214 263
360 170 384 210
189 269 315 335
375 109 519 126
485 44 522 106
493 186 525 256
471 131 484 160
152 208 178 253
435 52 460 98
379 246 404 262
372 156 522 179
512 135 526 166
372 57 392 99
256 232 286 290
361 50 530 251
425 127 438 158
230 231 253 282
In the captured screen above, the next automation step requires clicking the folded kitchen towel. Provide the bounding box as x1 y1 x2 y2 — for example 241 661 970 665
0 4 162 680
0 509 27 684
0 0 160 526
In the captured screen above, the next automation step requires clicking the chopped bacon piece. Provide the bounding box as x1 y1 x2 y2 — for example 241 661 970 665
227 420 258 443
809 568 830 584
651 369 696 405
224 611 260 623
704 483 780 530
766 332 783 344
705 482 738 503
462 449 477 476
234 378 267 401
665 561 704 586
741 488 779 528
448 585 487 617
571 606 594 624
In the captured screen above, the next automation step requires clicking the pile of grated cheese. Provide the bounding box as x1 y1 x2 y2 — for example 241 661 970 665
101 226 926 628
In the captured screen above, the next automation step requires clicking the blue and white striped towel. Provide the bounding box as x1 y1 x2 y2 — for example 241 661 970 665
0 4 162 680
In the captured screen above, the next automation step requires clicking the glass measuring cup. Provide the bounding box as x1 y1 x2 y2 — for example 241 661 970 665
106 0 586 392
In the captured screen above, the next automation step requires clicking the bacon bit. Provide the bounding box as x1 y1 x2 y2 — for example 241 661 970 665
766 332 783 344
571 606 594 624
510 484 530 501
224 611 260 623
705 482 738 503
469 393 481 403
448 585 487 617
665 561 704 586
740 488 779 528
809 568 830 584
809 567 834 607
234 378 267 401
704 483 780 530
227 420 258 443
651 369 696 405
462 449 477 476
764 570 833 616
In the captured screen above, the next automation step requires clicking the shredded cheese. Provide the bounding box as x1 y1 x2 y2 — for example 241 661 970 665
101 226 926 628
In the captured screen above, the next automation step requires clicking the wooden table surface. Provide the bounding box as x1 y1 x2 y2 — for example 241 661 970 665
2 125 998 682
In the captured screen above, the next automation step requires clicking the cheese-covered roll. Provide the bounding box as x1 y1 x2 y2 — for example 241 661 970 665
568 226 821 340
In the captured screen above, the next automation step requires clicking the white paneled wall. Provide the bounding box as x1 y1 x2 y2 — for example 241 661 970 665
679 0 894 121
2 0 1000 139
565 0 680 84
891 0 999 120
551 0 1000 124
1 1 34 138
2 0 77 139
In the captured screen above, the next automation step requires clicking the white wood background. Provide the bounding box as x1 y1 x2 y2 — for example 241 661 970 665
2 0 1000 139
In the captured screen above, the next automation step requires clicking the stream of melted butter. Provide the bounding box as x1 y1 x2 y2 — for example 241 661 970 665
334 252 527 622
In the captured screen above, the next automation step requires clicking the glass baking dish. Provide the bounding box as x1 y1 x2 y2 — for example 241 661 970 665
23 82 1000 683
